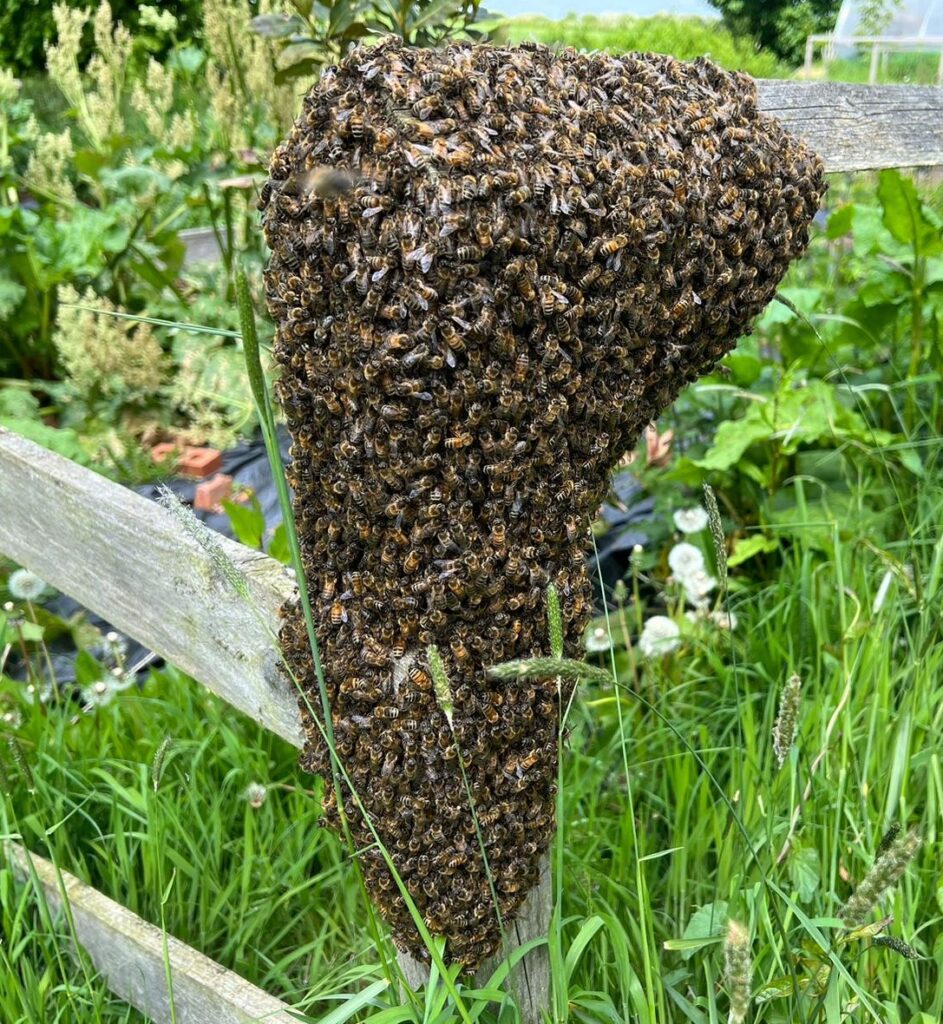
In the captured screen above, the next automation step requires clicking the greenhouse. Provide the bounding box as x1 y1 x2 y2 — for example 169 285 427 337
835 0 943 37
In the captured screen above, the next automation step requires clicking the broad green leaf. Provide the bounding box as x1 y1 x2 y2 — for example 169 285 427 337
74 650 104 687
727 533 778 567
250 13 306 36
267 523 292 565
167 45 205 75
222 496 265 550
276 40 325 71
754 975 795 1003
674 900 728 961
877 169 943 257
826 204 854 238
788 844 821 904
18 620 46 642
723 349 762 386
0 276 26 317
693 413 770 471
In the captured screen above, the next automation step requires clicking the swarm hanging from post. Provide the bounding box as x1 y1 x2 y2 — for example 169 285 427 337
261 38 825 970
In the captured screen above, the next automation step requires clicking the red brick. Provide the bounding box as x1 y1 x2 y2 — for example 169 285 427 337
179 447 223 479
151 442 178 464
194 473 233 511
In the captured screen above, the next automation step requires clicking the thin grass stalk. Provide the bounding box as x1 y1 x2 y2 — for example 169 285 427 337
591 533 662 1023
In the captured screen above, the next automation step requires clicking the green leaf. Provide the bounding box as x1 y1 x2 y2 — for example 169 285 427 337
671 901 728 961
72 148 109 179
222 496 265 550
0 276 26 318
877 169 943 257
897 447 925 477
274 59 320 85
18 620 46 642
74 650 104 687
788 844 821 904
267 523 292 565
693 411 770 471
316 979 390 1024
276 40 325 71
167 45 205 75
565 915 604 983
727 533 778 567
754 975 795 1003
723 349 762 386
250 13 306 36
826 204 855 239
0 418 91 466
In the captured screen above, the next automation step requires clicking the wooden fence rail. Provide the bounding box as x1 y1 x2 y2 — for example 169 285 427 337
2 76 943 1024
5 842 299 1024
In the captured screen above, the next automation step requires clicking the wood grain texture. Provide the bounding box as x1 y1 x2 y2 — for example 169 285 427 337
0 428 303 748
756 80 943 172
5 842 299 1024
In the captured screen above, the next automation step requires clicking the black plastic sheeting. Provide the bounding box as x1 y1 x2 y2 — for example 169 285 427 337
12 427 650 685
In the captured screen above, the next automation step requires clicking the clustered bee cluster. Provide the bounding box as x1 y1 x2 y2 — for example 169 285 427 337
261 37 825 969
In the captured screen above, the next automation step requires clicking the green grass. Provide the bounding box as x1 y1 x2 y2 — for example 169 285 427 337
2 448 941 1020
494 15 789 78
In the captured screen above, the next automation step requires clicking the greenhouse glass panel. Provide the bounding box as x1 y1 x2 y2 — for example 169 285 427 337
834 0 943 38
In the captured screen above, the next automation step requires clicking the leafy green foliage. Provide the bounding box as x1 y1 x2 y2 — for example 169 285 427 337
707 0 840 65
252 0 491 84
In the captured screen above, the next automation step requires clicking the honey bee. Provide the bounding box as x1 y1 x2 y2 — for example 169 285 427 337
444 432 472 450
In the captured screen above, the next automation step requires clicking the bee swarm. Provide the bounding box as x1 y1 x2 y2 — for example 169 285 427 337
261 38 825 969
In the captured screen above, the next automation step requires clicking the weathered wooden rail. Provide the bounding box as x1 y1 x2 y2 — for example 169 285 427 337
5 843 298 1024
1 77 943 1023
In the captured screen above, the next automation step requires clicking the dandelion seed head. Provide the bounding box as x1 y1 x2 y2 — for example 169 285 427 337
683 569 717 608
710 609 738 631
81 679 115 711
8 569 48 602
3 601 13 612
667 542 705 580
24 682 52 705
638 615 681 658
243 782 268 808
673 506 709 534
584 623 612 653
2 709 22 728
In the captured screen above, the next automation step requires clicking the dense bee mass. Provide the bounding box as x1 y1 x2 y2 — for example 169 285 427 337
261 38 825 969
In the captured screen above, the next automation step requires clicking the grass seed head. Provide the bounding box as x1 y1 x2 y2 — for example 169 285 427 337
773 673 802 769
841 829 922 927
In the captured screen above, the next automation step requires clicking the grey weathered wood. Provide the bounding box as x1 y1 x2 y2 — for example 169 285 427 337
756 80 943 172
0 428 302 747
5 842 298 1024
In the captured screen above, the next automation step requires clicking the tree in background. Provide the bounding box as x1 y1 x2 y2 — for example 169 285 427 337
858 0 905 34
709 0 842 65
